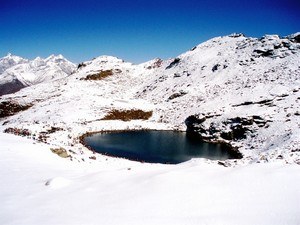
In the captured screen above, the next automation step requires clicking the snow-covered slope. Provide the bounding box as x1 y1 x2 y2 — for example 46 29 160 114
137 33 300 163
1 131 299 225
0 33 299 165
0 54 75 95
1 33 300 225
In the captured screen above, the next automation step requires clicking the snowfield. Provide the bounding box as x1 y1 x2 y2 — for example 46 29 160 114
0 33 300 224
1 132 300 225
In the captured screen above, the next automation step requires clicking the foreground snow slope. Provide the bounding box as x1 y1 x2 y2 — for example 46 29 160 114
0 132 299 225
0 33 299 164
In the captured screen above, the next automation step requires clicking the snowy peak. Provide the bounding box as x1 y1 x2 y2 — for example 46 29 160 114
45 54 69 63
0 53 28 74
169 32 300 72
93 55 124 63
78 55 129 69
0 54 76 96
75 55 135 80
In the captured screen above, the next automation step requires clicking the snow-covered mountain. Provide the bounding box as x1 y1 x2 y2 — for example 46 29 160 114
0 33 299 165
0 53 28 74
1 33 300 225
0 54 76 96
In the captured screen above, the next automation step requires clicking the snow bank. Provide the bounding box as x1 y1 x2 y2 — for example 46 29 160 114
0 132 299 225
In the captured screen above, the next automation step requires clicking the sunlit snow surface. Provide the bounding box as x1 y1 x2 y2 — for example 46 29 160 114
0 33 300 224
1 34 299 163
0 53 75 87
0 133 299 225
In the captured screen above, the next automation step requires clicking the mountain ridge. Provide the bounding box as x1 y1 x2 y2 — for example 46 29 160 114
0 54 75 96
0 32 299 165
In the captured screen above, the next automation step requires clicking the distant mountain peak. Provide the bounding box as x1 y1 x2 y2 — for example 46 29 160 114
2 53 26 61
46 54 64 60
0 54 76 96
93 55 124 63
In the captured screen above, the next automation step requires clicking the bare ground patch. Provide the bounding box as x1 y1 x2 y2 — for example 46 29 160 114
0 101 32 118
101 109 153 121
81 69 121 81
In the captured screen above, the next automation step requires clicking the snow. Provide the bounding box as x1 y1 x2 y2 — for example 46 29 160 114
0 53 28 74
0 54 75 89
0 33 300 224
0 132 299 225
0 34 299 163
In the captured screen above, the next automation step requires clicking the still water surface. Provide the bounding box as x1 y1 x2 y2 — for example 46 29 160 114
84 130 239 164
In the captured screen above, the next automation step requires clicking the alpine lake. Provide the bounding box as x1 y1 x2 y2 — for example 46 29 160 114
83 130 242 164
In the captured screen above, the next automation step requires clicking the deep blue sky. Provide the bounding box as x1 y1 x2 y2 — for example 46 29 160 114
1 0 299 64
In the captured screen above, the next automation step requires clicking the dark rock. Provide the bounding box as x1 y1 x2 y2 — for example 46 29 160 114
228 117 242 124
233 99 273 107
282 42 291 48
4 127 31 137
232 125 248 139
241 118 254 126
0 79 25 96
229 33 245 38
209 123 220 135
183 70 191 76
253 49 274 57
168 91 187 100
77 62 86 69
114 69 122 73
221 125 249 140
0 101 32 118
274 44 282 49
252 115 264 120
146 59 163 69
252 116 267 126
292 34 300 43
185 115 206 133
212 64 220 72
185 115 206 126
225 117 253 126
166 58 180 69
218 161 227 167
233 101 253 107
221 131 233 140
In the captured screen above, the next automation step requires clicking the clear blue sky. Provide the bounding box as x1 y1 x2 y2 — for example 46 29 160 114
0 0 299 64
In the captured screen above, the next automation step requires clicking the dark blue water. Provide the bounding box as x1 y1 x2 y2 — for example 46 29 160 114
83 130 240 164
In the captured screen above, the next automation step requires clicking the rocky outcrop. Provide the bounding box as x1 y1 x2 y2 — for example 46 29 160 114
166 58 180 69
0 79 25 96
185 115 269 142
0 101 32 118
